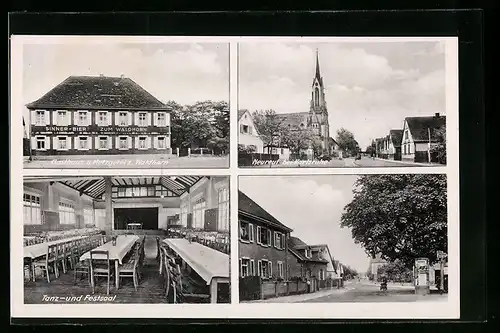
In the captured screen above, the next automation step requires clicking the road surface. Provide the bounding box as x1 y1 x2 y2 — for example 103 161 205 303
240 157 438 168
302 280 447 303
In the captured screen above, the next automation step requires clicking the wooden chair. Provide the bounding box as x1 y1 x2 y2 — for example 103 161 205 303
118 245 141 291
73 240 90 286
166 256 210 303
32 244 58 283
89 250 113 295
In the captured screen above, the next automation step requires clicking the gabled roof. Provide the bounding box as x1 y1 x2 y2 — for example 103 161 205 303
288 237 329 263
389 129 403 147
405 115 446 142
238 110 247 121
275 112 310 128
26 75 168 110
238 191 293 232
289 236 308 248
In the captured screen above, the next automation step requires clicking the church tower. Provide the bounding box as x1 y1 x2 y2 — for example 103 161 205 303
309 49 330 151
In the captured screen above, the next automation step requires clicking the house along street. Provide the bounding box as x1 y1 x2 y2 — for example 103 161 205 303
246 156 432 168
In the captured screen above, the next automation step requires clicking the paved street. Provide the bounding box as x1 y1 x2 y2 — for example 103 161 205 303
350 157 431 167
241 157 441 168
24 155 229 169
302 280 448 303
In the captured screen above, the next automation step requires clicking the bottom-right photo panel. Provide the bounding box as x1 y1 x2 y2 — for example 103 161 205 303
238 174 448 303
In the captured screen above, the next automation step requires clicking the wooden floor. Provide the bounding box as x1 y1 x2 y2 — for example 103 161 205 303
24 236 168 304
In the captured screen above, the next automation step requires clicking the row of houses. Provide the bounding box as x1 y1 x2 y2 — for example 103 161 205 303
373 113 446 163
238 191 343 284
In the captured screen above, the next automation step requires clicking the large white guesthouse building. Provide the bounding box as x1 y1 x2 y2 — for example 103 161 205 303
26 75 172 156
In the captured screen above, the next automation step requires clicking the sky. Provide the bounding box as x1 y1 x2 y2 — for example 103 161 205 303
238 41 446 149
22 42 229 122
239 175 370 273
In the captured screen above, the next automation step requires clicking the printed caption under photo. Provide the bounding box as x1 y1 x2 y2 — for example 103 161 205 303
252 159 330 166
50 159 169 167
42 294 117 302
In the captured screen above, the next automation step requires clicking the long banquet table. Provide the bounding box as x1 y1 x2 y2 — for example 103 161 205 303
162 238 230 303
80 235 139 289
24 235 89 259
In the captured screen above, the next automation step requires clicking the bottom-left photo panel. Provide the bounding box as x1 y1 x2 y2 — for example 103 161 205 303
22 175 231 304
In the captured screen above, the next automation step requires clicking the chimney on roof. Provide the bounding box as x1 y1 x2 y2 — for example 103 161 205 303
435 112 440 117
99 74 104 77
120 74 125 79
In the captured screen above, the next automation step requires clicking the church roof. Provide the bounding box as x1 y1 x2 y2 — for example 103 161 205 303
276 112 310 128
26 75 168 110
313 49 324 86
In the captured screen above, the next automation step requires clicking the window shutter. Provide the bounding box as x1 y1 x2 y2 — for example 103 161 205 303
30 137 36 149
54 137 59 150
75 137 80 150
94 137 99 150
153 113 158 126
153 136 158 149
134 113 139 126
239 124 243 133
86 112 91 126
107 136 112 149
52 112 57 126
268 229 272 246
30 111 36 125
134 137 139 149
165 113 171 127
249 126 253 134
45 137 50 149
107 112 112 126
256 226 261 244
257 260 262 277
73 112 78 126
127 112 132 125
268 262 273 278
146 136 151 149
67 137 72 150
250 260 255 276
128 136 132 149
147 113 151 126
249 224 254 242
115 137 120 149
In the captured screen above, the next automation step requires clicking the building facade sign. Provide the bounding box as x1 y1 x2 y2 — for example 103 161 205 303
32 125 170 135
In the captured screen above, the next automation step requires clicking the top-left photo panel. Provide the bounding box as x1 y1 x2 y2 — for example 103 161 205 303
12 36 230 169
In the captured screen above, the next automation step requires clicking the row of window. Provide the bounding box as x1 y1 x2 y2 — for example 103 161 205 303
33 110 169 127
23 193 96 226
240 258 284 278
33 135 170 151
239 221 286 250
110 185 176 198
179 187 230 232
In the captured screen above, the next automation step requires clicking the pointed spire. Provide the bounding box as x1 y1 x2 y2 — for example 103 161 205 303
315 48 321 81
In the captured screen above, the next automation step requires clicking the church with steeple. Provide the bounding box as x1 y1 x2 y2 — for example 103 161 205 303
276 50 336 155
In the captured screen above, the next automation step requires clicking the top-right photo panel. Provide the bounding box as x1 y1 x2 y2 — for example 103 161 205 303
238 40 451 168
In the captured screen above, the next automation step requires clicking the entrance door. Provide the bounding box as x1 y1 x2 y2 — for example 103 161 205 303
114 207 159 230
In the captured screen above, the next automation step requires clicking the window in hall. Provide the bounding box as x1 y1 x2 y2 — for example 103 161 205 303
35 110 45 125
139 137 147 149
240 258 250 277
239 221 253 242
157 137 166 149
99 137 108 149
98 112 108 126
118 112 128 126
157 113 166 126
277 261 284 278
217 186 229 232
256 226 271 246
138 113 147 126
78 111 88 125
180 203 188 227
119 137 128 149
58 137 68 150
59 201 76 225
79 137 88 149
83 208 94 226
36 137 46 150
57 111 68 126
23 193 42 225
258 259 272 278
192 199 206 229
